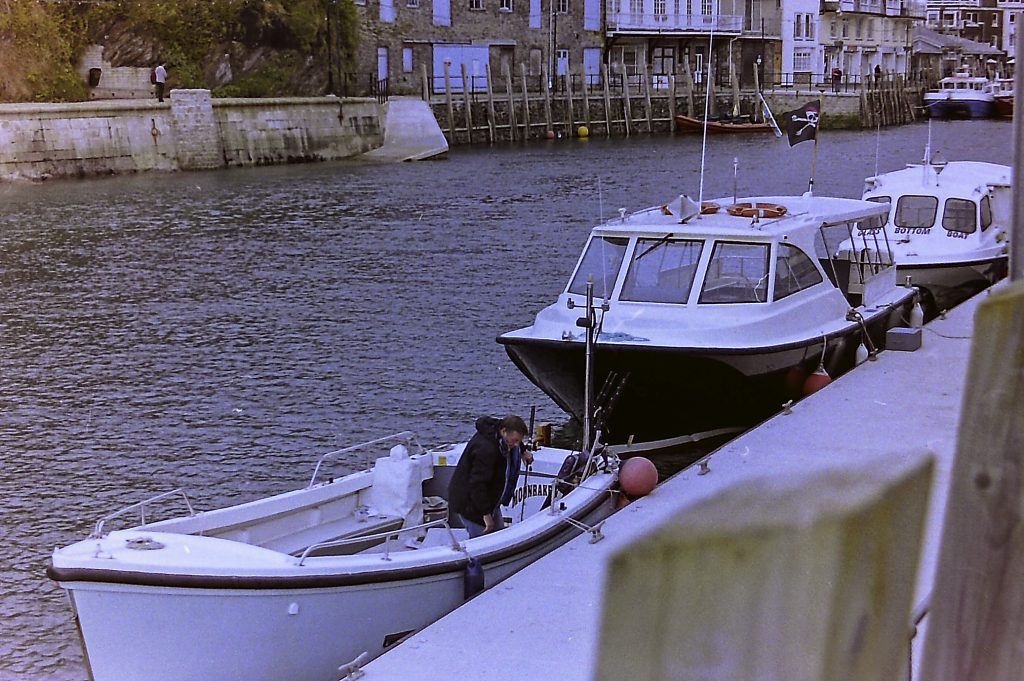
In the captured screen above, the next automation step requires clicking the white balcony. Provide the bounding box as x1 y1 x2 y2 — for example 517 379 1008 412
607 11 744 33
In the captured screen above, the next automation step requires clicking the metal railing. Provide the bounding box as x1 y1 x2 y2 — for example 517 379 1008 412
91 488 196 538
308 431 423 488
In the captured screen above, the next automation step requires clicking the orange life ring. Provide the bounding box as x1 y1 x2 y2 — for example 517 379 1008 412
727 202 788 219
700 201 720 214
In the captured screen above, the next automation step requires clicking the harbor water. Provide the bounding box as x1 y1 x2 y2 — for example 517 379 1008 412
0 119 1012 680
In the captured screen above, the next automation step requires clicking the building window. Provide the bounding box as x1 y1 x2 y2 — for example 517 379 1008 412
992 13 998 27
470 0 484 9
654 0 666 17
794 13 814 40
701 0 711 14
500 0 513 9
407 0 419 6
793 48 812 72
403 46 413 72
557 0 569 12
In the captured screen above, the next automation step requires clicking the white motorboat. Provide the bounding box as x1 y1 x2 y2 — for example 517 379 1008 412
498 194 920 444
857 158 1011 317
922 72 995 119
48 430 618 681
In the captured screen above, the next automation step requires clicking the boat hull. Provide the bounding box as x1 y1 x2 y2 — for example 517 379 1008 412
675 114 776 134
923 95 993 119
994 95 1013 118
898 255 1007 317
501 292 917 442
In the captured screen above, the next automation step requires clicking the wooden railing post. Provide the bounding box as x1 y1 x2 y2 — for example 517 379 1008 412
921 281 1024 681
596 451 934 681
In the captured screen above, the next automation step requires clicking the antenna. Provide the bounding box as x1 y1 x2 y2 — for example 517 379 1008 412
874 119 881 177
732 157 738 204
698 21 715 208
598 176 604 223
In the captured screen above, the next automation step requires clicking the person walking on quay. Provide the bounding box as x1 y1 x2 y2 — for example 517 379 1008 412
448 415 532 538
154 60 167 102
831 66 843 93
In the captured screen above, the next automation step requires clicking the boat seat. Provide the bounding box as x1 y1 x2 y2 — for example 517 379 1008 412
298 515 405 557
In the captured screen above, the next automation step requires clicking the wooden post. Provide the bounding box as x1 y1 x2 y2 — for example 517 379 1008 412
595 452 934 681
682 56 695 118
520 63 532 141
484 63 497 143
421 63 430 101
581 70 592 131
641 60 654 132
542 64 553 135
564 73 574 136
503 62 517 142
921 281 1024 681
620 64 633 137
460 63 474 143
668 73 677 132
444 61 456 140
602 62 613 136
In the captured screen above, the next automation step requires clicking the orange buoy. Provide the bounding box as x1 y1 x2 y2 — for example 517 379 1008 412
620 457 658 498
545 130 555 140
784 365 808 399
803 364 832 395
726 202 788 219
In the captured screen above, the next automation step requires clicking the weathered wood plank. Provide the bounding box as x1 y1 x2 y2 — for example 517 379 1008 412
596 451 934 681
921 281 1024 681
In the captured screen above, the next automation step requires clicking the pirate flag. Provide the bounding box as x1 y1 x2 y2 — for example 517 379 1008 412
783 101 819 146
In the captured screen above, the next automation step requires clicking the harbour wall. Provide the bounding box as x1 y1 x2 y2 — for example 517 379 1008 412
0 90 386 182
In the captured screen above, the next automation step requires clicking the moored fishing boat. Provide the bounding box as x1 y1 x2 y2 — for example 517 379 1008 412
48 430 618 681
675 114 777 134
854 157 1011 317
922 72 995 119
497 194 919 444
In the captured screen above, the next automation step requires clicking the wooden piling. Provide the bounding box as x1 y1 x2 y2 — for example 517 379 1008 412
581 71 592 131
668 74 677 132
443 61 456 140
421 63 430 101
564 73 574 136
460 63 474 143
503 63 517 142
484 63 497 143
682 58 695 118
542 64 553 135
519 63 531 141
641 61 654 133
602 63 613 137
921 281 1024 681
595 451 934 681
620 64 633 137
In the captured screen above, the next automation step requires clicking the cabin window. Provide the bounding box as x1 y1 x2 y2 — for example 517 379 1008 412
980 195 993 231
568 236 629 298
942 198 977 234
698 242 770 304
894 195 937 229
773 243 823 301
865 195 891 224
620 238 704 304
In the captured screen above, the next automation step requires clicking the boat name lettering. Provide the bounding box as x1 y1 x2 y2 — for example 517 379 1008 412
946 231 970 239
857 227 885 235
511 482 553 506
893 227 931 235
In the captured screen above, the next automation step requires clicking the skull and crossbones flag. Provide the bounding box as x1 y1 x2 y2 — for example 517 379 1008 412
783 101 819 146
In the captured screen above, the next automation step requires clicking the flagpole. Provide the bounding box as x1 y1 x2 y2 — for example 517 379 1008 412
807 93 822 195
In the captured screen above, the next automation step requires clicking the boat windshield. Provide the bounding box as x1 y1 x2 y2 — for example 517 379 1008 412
568 236 629 298
619 238 704 304
698 242 770 304
981 195 993 231
774 244 823 301
942 198 977 234
865 195 891 223
894 195 937 229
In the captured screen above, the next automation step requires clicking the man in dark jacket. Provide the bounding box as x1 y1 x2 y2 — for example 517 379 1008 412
448 415 532 538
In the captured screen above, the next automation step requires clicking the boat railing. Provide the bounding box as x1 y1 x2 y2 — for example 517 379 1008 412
308 431 423 488
90 488 196 538
296 517 461 565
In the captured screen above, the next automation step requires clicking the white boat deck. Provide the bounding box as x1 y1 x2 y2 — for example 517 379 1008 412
364 288 988 680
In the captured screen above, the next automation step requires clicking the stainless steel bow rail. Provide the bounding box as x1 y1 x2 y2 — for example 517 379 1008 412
90 488 196 539
308 431 425 488
296 517 463 565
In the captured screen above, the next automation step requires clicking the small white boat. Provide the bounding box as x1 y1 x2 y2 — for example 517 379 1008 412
498 194 919 444
48 430 619 681
922 72 995 119
857 158 1011 316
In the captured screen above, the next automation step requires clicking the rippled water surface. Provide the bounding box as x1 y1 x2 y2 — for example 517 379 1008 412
0 120 1012 680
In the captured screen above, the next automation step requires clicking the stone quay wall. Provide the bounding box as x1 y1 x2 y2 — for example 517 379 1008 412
0 90 384 182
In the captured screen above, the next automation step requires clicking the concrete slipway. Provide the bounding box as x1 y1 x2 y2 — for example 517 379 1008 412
362 289 991 680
